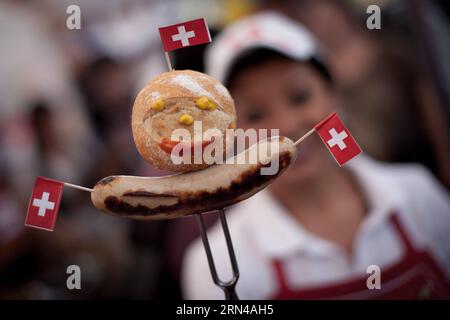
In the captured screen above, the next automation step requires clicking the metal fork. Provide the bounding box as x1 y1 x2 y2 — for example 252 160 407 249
195 208 240 300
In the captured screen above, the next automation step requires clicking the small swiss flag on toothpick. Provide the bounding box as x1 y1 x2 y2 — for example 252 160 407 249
314 112 362 166
158 17 212 71
25 177 64 231
159 17 212 52
25 177 92 231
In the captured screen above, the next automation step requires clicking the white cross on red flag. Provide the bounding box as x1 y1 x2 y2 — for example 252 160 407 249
25 177 64 231
314 112 362 166
159 18 211 52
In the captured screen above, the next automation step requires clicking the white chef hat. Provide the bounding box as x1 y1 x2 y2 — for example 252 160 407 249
205 11 330 86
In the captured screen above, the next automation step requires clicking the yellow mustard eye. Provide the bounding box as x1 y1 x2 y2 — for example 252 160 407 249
195 96 217 111
178 114 194 125
207 99 217 111
151 97 165 111
195 96 209 109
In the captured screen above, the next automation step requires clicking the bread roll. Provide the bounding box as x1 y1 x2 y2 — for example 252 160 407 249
132 70 237 172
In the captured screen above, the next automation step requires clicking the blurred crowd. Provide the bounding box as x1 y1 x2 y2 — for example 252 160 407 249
0 0 449 299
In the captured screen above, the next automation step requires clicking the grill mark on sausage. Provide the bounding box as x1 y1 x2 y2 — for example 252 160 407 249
98 176 116 185
104 151 292 217
104 196 177 216
123 190 175 197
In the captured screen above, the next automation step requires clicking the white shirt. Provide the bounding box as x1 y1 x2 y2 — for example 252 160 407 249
181 156 450 299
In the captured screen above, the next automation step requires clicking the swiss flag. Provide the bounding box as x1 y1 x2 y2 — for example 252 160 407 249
25 177 64 231
159 18 211 52
314 113 362 166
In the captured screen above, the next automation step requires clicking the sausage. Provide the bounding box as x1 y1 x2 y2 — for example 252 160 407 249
91 136 297 220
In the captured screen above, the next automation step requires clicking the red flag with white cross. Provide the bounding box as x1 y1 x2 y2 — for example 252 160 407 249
314 112 362 166
25 176 64 231
159 18 212 52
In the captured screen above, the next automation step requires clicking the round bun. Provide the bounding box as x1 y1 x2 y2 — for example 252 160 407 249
132 70 237 172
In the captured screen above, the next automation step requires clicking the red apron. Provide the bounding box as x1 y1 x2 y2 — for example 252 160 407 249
270 214 450 299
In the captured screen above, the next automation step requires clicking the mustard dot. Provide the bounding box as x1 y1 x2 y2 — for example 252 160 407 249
195 96 210 110
207 99 217 111
151 98 165 111
195 96 217 111
178 114 194 125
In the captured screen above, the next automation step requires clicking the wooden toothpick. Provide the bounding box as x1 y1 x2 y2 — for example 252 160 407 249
164 51 173 71
294 128 315 147
63 182 93 193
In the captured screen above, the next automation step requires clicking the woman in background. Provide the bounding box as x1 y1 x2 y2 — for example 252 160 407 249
182 12 450 299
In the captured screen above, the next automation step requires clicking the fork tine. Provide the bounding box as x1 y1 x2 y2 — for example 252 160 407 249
218 209 240 283
195 209 240 300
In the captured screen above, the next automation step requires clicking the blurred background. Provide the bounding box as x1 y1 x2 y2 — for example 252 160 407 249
0 0 449 299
